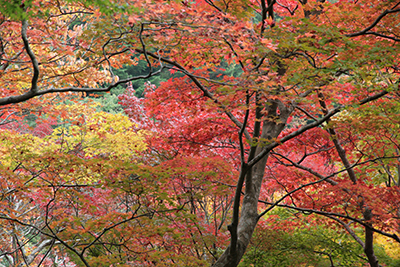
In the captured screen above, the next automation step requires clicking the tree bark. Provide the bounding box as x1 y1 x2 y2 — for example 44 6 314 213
363 207 380 267
212 101 291 267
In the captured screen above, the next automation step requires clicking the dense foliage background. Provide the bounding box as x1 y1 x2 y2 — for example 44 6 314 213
0 0 399 266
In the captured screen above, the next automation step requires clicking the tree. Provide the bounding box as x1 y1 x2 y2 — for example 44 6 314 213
118 0 400 266
0 103 153 266
0 102 234 266
239 216 366 267
1 0 400 266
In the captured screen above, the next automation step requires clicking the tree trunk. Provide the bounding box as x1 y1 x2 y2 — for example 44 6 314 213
212 101 291 267
363 208 380 267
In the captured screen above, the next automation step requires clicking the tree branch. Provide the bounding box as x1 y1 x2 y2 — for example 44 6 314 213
258 201 400 243
135 49 252 141
21 20 39 93
346 8 400 41
0 70 163 106
248 90 389 168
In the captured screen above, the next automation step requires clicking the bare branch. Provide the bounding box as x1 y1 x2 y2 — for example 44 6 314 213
318 91 357 184
21 20 39 93
326 215 365 247
258 202 400 243
346 8 400 41
248 90 389 168
0 70 163 106
135 49 252 140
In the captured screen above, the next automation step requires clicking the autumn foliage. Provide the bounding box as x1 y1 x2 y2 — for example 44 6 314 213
0 0 400 266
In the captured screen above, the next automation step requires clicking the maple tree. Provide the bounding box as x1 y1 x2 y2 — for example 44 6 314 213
0 103 234 266
1 102 225 266
117 1 400 266
1 0 400 266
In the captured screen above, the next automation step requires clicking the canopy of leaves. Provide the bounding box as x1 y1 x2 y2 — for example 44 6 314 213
0 0 399 266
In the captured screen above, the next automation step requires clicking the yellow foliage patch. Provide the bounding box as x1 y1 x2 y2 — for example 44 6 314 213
375 234 400 260
0 103 148 184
